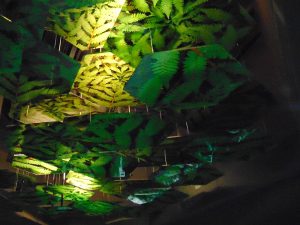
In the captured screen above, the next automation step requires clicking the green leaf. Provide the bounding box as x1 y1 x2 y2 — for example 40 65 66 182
220 25 238 50
0 34 23 74
151 50 180 86
128 188 169 204
136 147 152 157
184 51 207 80
173 0 184 13
144 116 165 136
200 8 232 22
200 44 232 59
185 0 209 13
73 200 116 215
154 165 182 186
160 0 173 18
73 52 136 108
136 130 152 148
137 76 163 106
162 80 201 105
24 42 79 85
49 1 123 50
100 181 123 194
90 165 105 178
152 0 160 7
133 0 150 12
115 132 131 148
93 154 113 166
119 13 148 24
42 185 94 202
152 28 165 50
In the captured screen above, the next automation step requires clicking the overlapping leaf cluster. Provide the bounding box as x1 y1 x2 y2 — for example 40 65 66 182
1 0 271 216
19 52 139 124
7 113 169 177
125 44 249 109
105 0 255 67
0 0 80 120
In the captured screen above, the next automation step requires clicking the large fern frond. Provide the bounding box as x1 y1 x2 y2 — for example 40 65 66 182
49 1 124 50
183 51 207 80
160 0 173 18
119 13 148 24
172 0 184 13
133 0 150 12
151 50 180 86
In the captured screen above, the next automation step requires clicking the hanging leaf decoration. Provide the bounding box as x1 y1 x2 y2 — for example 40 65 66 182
105 0 255 66
127 188 170 204
125 44 248 109
40 185 94 201
23 42 80 85
16 51 137 123
154 164 220 186
73 200 117 215
0 1 80 123
0 18 24 74
74 52 138 108
7 113 170 176
48 0 125 50
0 0 268 216
12 156 58 175
66 170 102 190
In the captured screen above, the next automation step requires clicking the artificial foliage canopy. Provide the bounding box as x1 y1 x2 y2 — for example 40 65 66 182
125 44 249 108
0 0 272 217
73 52 137 107
0 0 80 121
38 185 94 202
73 200 118 215
0 0 255 123
154 164 205 186
105 0 255 67
12 156 58 175
48 0 125 50
16 52 138 124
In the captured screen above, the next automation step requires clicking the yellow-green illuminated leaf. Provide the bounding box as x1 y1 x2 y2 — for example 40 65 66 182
49 1 124 50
